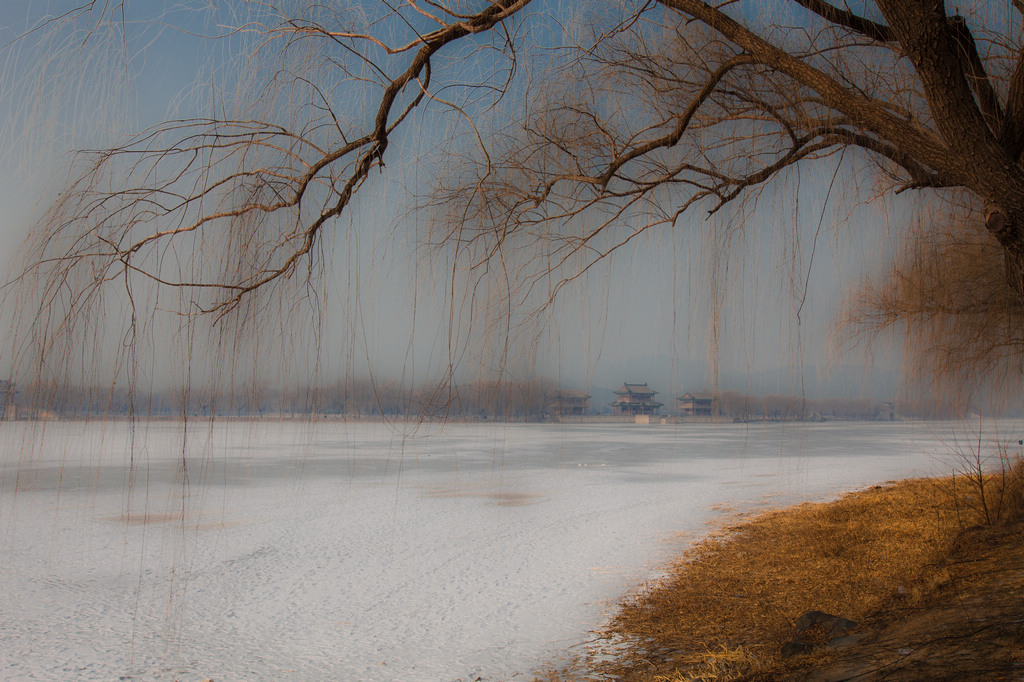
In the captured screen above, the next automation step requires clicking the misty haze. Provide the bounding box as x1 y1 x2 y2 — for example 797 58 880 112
1 1 1023 680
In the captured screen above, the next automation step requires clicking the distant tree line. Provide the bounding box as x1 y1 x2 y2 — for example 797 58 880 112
7 378 979 421
717 391 869 421
9 377 561 421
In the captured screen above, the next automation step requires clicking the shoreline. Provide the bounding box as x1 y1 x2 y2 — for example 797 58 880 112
546 468 1024 681
3 419 1014 679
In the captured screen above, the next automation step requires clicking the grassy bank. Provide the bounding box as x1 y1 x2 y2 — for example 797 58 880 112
547 456 1024 681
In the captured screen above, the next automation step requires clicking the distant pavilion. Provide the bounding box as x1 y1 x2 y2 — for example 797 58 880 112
548 390 591 416
610 382 663 415
678 392 716 416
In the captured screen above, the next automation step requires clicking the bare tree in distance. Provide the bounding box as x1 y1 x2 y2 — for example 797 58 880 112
9 0 1024 397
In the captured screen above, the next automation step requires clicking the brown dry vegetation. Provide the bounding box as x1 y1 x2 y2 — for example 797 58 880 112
544 457 1024 681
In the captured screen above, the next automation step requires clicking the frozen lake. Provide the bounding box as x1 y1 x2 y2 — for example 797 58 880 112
0 419 1016 680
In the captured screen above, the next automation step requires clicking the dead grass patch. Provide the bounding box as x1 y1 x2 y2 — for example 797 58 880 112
650 645 767 681
943 442 1024 527
559 477 968 680
539 450 1024 681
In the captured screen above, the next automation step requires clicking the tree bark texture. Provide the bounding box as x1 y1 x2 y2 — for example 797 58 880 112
663 0 1024 298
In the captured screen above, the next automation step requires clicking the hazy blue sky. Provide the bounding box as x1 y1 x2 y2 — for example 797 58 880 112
0 1 907 398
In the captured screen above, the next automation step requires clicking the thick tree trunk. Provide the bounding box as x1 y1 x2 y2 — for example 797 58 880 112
986 210 1024 297
873 0 1024 298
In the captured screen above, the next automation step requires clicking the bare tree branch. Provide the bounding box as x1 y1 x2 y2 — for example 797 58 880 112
14 0 1024 396
948 14 1004 136
660 0 953 177
999 48 1024 160
789 0 895 43
20 0 532 322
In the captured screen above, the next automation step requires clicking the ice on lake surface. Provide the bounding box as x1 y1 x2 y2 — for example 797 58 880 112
1 419 1019 680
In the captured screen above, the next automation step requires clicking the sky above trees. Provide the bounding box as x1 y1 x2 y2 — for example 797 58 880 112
10 1 1007 403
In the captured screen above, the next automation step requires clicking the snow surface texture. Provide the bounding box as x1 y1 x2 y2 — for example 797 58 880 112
0 419 1012 680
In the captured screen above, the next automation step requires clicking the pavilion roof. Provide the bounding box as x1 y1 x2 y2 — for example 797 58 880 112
616 382 657 395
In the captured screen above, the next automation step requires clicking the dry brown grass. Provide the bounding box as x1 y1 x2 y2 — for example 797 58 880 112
552 478 967 680
944 442 1024 528
538 452 1024 681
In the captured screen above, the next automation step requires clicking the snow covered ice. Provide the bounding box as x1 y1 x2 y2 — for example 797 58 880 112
0 419 1013 680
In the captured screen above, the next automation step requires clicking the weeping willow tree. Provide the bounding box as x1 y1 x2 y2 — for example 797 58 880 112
7 0 1024 407
848 211 1024 399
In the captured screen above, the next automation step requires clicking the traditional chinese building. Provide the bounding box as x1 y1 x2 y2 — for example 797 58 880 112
678 392 716 417
548 390 591 416
610 382 662 415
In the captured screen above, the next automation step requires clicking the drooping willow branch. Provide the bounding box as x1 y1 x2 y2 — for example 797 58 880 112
19 0 531 323
16 0 1024 396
